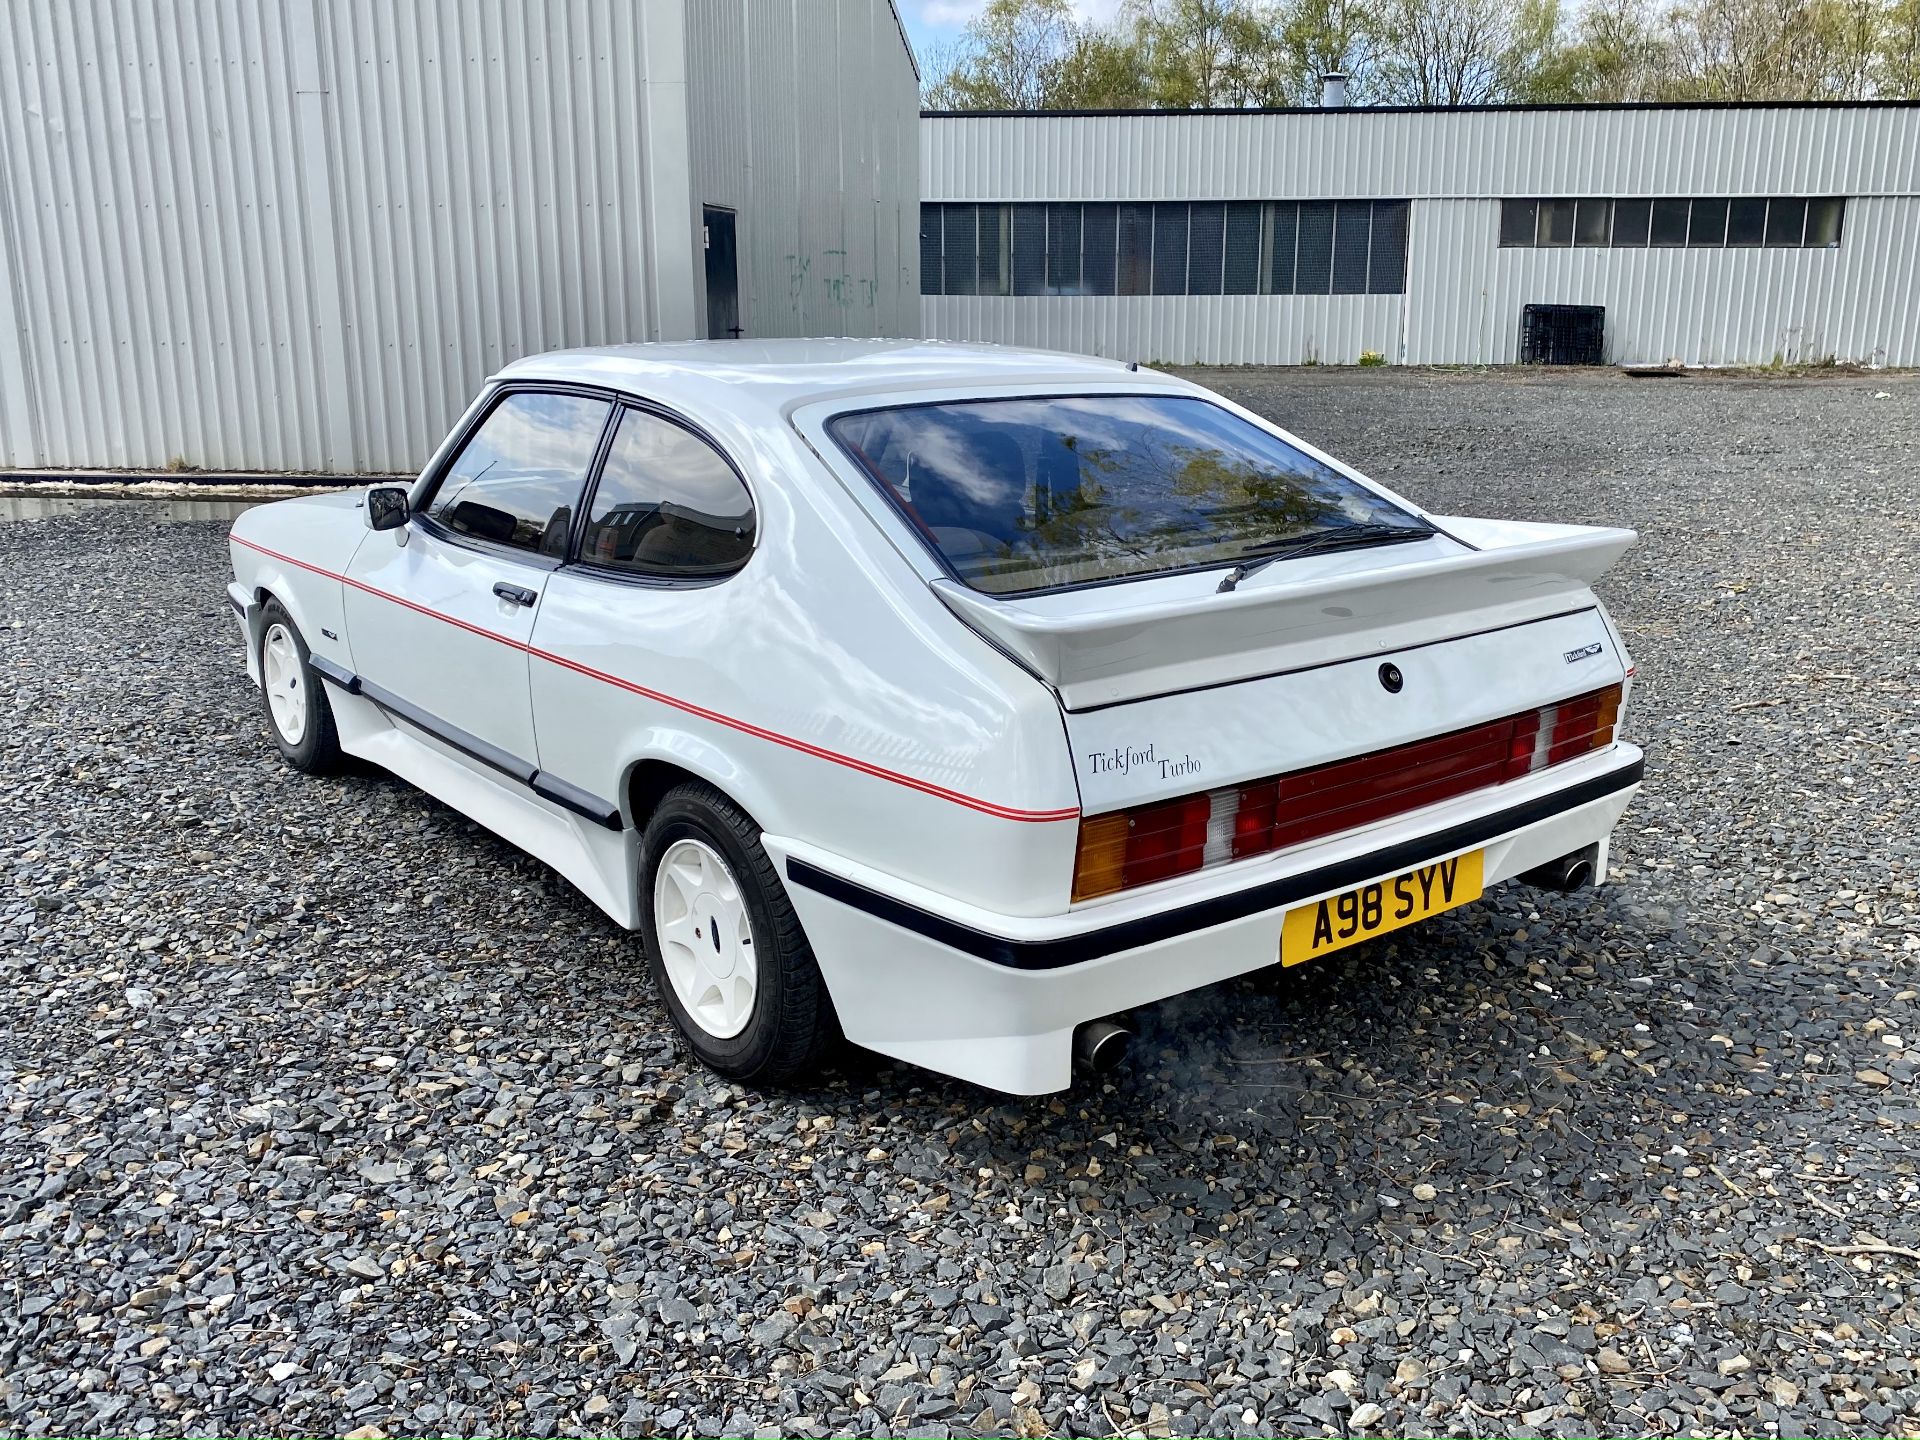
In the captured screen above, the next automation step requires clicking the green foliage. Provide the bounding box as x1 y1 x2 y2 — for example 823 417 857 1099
1358 349 1388 365
919 0 1920 108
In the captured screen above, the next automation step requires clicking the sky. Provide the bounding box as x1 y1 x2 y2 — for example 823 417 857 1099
895 0 1128 64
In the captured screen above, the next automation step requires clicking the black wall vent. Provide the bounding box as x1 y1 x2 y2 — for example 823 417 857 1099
1520 303 1605 365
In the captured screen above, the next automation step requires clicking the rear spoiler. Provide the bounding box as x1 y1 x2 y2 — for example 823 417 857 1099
931 520 1636 710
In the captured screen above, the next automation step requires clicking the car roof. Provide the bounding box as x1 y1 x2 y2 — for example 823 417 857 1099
490 339 1167 417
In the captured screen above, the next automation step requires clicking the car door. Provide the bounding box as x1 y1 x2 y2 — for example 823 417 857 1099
526 402 758 811
344 387 614 771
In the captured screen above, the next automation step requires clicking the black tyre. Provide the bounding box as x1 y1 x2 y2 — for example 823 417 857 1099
638 782 835 1085
256 598 343 774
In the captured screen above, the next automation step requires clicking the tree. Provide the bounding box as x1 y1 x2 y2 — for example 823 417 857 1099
1370 0 1527 103
1498 0 1587 99
1657 0 1878 99
1558 0 1674 102
919 0 1920 107
922 0 1081 109
1883 0 1920 92
1051 26 1155 106
1280 0 1383 102
1133 0 1279 106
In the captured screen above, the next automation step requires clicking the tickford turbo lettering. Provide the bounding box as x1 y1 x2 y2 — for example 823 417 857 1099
1086 742 1157 777
1086 743 1202 783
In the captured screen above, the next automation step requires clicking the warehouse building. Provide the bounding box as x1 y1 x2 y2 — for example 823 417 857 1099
919 103 1920 368
7 19 1919 479
0 0 919 473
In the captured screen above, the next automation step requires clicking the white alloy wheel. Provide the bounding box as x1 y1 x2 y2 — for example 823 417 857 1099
261 622 308 746
652 837 758 1040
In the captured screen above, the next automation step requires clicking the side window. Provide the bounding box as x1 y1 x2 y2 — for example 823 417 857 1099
426 391 611 557
579 408 755 579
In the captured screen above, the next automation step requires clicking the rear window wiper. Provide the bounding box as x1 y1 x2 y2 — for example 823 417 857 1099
1216 522 1435 593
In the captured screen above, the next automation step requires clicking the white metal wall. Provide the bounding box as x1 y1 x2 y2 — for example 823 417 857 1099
317 0 694 473
0 0 916 474
923 295 1404 366
0 2 336 470
922 106 1920 202
921 106 1920 368
685 0 919 341
1407 197 1920 366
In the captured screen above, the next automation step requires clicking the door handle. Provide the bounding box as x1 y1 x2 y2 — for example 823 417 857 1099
492 582 538 607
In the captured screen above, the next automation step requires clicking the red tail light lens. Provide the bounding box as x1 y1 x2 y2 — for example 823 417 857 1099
1231 781 1278 859
1070 683 1624 902
1120 795 1211 888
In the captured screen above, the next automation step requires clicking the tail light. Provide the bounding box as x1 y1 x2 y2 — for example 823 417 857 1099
1070 682 1624 903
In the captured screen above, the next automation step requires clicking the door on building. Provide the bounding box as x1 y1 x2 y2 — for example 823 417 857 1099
703 206 741 339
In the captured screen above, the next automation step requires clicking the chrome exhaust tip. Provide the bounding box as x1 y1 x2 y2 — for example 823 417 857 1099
1518 843 1600 893
1074 1017 1133 1076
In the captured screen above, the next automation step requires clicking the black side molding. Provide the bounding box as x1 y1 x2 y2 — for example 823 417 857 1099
310 659 623 830
785 755 1645 972
530 771 623 830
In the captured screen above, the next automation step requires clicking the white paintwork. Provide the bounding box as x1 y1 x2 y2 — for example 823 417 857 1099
933 522 1635 711
1065 608 1622 813
653 838 758 1041
344 525 545 764
767 750 1638 1093
228 340 1644 1092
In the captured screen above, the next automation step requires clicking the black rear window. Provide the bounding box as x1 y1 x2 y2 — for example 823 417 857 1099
826 394 1427 596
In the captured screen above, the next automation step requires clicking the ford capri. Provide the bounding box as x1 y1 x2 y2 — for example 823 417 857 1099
227 341 1642 1093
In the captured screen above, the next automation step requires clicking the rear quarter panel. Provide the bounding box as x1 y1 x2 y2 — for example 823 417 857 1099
526 422 1086 918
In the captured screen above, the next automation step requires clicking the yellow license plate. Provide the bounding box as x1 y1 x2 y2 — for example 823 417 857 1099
1280 850 1485 967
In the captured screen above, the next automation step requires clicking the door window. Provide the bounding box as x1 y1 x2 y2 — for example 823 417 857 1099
579 409 755 579
426 391 611 557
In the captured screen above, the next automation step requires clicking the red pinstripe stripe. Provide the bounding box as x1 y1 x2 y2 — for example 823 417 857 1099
231 534 1080 824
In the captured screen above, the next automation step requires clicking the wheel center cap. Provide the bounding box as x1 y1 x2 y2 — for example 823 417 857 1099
693 891 734 978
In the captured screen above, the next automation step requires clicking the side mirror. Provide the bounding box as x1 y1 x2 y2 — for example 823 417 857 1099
366 485 410 532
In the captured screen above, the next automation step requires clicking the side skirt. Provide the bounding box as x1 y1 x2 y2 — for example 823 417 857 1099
308 660 639 930
309 656 622 829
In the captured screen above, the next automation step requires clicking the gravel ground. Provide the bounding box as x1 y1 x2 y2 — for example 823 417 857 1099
3 368 1918 1438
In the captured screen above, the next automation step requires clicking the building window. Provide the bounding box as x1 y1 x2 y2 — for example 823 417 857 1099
1650 198 1690 247
1499 196 1845 251
1805 197 1845 247
1294 202 1335 293
1612 199 1651 247
920 199 1411 297
1726 198 1767 246
1574 199 1611 247
1537 199 1575 247
1498 199 1537 248
1688 198 1728 247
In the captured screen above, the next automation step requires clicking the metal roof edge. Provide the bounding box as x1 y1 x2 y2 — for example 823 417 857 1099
885 0 920 82
923 100 1920 119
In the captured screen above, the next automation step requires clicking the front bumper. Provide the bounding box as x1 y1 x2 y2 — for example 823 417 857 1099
227 581 262 685
765 745 1643 1094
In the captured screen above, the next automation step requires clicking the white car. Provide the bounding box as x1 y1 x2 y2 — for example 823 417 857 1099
228 341 1642 1094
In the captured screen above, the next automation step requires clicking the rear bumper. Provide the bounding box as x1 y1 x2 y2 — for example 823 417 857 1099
765 745 1643 1094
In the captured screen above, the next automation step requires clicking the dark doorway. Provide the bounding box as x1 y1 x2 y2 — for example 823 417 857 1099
703 206 740 339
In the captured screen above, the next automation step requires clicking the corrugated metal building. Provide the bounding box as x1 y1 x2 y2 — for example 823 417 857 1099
920 104 1920 368
0 0 920 473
